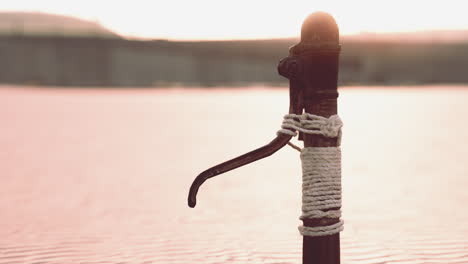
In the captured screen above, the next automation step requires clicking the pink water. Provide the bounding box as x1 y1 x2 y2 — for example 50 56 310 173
1 86 467 264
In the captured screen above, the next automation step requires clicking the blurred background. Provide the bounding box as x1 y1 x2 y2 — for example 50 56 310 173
1 1 468 87
1 1 468 264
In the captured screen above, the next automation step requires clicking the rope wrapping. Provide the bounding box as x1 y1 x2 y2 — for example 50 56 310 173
277 113 342 140
300 147 343 237
278 113 343 237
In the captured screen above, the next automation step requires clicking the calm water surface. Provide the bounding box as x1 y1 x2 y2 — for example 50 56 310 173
1 85 467 264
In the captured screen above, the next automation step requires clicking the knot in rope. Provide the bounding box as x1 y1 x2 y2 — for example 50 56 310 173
317 114 342 138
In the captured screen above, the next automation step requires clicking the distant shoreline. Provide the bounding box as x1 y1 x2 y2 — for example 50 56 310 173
2 35 468 87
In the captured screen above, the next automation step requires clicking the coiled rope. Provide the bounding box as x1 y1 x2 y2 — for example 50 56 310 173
278 113 344 237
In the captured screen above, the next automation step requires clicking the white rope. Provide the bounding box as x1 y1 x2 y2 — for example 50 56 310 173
277 113 342 139
298 220 344 237
278 113 343 237
300 147 343 237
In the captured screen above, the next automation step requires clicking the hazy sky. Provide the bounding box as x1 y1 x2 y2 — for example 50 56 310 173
2 0 466 40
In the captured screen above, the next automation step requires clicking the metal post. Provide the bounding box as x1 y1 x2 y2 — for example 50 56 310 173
291 12 341 264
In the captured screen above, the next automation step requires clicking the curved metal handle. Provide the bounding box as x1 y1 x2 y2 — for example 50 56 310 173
188 134 293 207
